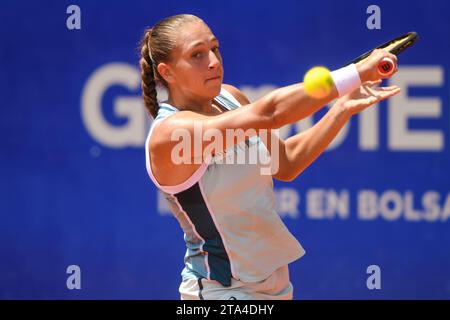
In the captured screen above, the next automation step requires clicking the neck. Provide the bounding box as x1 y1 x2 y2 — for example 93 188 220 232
167 90 213 114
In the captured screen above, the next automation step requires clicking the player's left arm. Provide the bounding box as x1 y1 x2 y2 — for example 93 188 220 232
224 81 400 182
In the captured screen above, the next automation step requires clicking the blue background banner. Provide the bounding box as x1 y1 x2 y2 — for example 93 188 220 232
1 0 449 299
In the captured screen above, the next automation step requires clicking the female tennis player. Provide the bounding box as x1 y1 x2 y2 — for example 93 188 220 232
140 14 400 300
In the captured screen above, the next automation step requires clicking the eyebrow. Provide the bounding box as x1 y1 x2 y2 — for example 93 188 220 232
188 37 219 50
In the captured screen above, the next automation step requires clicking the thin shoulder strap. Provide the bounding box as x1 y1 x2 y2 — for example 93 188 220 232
213 90 240 111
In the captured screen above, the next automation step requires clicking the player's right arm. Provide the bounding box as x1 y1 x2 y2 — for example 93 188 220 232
150 49 396 185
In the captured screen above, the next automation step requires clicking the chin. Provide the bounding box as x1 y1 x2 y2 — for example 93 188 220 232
205 82 222 96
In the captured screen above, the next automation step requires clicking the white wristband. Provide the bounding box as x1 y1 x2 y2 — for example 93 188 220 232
330 64 362 97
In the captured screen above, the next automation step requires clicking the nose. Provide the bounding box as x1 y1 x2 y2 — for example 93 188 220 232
208 50 220 70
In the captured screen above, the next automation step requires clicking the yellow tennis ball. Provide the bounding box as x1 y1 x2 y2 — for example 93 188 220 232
303 66 334 99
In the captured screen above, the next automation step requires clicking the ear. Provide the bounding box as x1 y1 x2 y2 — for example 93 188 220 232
157 62 175 84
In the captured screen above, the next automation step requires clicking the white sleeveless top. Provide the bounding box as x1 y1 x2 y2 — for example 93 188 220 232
145 88 305 286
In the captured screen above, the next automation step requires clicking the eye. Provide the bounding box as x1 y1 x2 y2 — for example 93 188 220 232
192 51 204 59
212 46 220 52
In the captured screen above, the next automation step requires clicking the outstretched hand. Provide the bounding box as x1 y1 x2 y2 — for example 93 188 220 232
335 80 401 116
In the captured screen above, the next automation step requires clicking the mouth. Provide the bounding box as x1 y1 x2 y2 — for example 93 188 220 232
205 76 221 82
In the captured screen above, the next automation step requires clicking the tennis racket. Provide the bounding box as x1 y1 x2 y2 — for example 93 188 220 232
345 31 418 76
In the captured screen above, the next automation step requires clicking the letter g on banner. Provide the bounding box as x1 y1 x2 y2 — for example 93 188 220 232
81 63 148 148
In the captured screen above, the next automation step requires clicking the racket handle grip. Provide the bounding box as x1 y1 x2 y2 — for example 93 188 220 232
378 57 395 76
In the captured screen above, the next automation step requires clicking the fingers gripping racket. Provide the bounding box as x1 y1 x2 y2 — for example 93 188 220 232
345 31 419 76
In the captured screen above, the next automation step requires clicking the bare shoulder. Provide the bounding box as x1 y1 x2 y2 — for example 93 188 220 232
221 84 251 106
149 111 189 153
